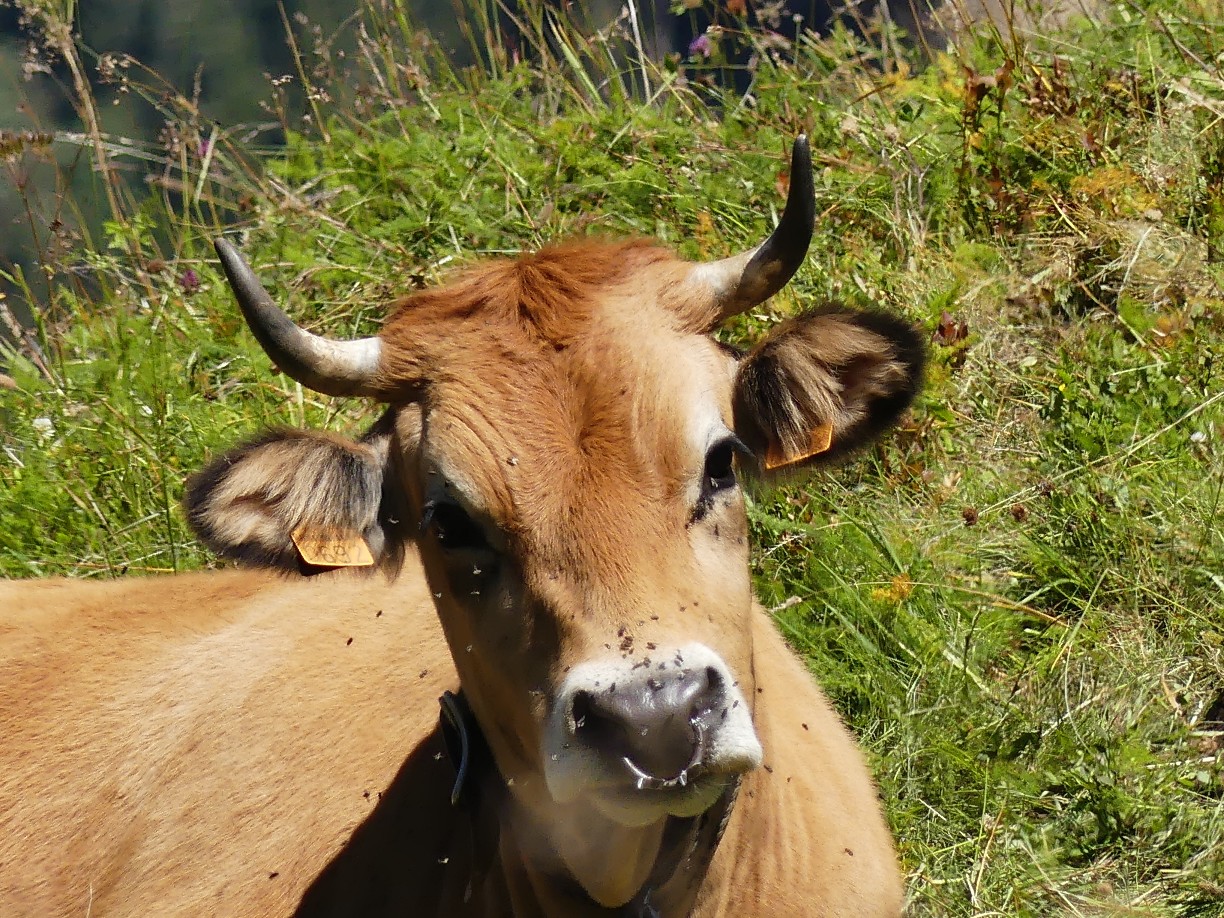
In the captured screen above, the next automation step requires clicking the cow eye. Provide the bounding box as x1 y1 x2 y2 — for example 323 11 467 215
692 438 743 525
704 439 739 494
423 501 489 553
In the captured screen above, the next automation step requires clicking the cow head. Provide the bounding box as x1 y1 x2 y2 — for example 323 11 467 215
185 138 922 907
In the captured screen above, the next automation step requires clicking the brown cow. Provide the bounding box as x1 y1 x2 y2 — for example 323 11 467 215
0 137 921 917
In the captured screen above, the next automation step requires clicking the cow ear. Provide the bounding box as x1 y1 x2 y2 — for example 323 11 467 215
732 307 924 474
185 414 404 572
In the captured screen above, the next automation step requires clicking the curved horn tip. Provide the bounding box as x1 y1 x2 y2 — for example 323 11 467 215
213 236 269 306
213 236 244 276
210 236 384 399
792 134 811 170
783 135 815 240
691 135 816 326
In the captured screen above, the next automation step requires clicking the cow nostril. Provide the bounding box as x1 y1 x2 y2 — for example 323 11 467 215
570 690 616 739
688 666 724 721
570 690 626 755
570 689 593 732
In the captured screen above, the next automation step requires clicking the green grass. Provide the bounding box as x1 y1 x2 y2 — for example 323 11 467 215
2 0 1223 913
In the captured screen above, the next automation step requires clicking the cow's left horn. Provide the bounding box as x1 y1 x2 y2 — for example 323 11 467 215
214 238 383 398
690 135 815 325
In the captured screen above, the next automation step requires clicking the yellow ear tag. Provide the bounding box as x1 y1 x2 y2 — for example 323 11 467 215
763 422 835 470
291 526 375 568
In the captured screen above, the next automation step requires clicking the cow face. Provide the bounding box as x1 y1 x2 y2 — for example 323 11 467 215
389 262 765 832
186 138 922 906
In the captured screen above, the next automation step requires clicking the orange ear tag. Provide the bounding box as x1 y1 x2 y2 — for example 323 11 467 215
763 422 835 470
291 526 375 568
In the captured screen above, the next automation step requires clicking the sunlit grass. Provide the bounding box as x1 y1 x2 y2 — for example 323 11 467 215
2 0 1223 913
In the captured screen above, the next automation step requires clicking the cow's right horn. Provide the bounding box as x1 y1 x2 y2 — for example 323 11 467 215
687 135 815 328
214 238 383 398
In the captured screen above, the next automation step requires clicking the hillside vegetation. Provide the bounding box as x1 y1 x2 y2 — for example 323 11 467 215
1 1 1222 914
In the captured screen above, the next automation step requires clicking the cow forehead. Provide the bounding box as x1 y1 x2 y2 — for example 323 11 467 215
421 316 734 535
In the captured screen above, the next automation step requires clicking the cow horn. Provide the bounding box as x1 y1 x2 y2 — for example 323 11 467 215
691 135 815 325
214 238 383 398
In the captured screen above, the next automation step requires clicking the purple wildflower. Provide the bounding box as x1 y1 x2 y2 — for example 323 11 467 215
179 268 201 294
688 34 712 59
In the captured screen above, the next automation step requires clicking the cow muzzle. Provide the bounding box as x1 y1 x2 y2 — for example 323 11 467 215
543 643 762 825
570 664 716 786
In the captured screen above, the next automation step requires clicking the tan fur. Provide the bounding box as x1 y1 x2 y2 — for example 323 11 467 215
0 570 899 917
2 237 922 916
0 568 448 916
372 240 689 394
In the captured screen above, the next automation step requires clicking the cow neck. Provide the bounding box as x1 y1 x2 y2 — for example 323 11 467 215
436 691 738 917
619 777 739 917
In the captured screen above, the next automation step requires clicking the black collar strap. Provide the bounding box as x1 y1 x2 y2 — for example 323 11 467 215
437 690 503 904
438 690 496 810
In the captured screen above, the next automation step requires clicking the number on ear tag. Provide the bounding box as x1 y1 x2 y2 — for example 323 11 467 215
291 526 375 568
